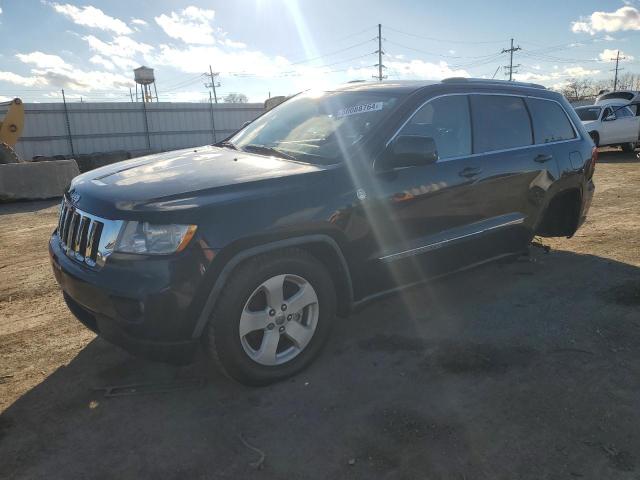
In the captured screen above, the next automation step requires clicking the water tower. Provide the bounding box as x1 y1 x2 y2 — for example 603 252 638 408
134 66 158 102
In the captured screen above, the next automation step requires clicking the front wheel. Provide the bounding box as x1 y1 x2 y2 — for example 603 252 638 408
621 142 635 153
589 131 600 147
204 248 336 386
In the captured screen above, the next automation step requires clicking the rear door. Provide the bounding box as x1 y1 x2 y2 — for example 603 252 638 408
613 106 639 142
467 94 553 245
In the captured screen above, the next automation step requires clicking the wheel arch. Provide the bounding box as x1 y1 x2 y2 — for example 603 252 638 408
535 187 583 238
191 234 354 339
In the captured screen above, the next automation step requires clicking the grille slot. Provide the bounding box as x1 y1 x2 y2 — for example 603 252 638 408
57 200 105 267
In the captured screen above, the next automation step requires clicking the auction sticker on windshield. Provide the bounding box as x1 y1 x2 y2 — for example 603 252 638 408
337 102 384 118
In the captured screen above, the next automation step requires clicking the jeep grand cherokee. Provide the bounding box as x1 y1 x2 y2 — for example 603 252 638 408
50 78 596 385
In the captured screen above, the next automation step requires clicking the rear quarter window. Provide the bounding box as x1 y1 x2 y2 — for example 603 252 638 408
526 98 576 144
470 95 532 153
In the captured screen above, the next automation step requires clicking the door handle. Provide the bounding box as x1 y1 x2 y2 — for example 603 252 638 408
534 154 553 163
458 167 482 178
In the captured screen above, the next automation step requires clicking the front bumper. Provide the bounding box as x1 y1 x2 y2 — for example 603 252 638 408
49 232 214 364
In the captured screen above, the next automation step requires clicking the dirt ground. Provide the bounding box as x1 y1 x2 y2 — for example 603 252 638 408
1 149 639 479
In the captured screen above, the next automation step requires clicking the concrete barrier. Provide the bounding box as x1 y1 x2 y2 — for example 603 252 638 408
0 159 79 202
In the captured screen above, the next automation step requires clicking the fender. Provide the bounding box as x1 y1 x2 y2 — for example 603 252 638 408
191 234 354 338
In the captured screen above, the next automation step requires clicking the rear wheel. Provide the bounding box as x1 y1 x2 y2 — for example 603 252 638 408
204 248 336 386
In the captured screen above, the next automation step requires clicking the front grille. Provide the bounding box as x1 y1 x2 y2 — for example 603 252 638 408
58 200 104 267
56 199 123 268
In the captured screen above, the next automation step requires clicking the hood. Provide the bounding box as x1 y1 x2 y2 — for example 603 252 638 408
70 145 330 215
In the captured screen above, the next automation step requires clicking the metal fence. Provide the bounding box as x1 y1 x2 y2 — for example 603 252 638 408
3 101 265 160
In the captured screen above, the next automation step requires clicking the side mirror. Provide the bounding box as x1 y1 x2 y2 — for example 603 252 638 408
604 113 616 122
389 136 438 169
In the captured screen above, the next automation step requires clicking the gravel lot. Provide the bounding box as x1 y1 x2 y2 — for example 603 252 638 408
1 149 639 479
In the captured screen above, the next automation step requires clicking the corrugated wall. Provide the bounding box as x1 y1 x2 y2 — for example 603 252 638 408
5 102 264 160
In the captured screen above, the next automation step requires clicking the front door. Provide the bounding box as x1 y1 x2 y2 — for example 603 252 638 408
353 94 486 297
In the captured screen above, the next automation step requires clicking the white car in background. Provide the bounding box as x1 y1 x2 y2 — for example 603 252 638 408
575 102 640 151
595 90 640 108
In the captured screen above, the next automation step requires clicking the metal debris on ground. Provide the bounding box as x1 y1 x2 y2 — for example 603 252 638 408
238 433 266 470
93 377 205 398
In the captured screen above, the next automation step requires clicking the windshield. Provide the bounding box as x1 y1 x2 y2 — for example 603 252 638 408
575 106 601 121
228 90 401 164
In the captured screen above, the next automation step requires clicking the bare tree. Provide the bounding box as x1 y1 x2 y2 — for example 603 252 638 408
560 78 593 101
223 93 248 103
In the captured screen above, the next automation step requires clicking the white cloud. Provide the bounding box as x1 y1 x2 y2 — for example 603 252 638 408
221 38 247 49
82 35 152 71
597 48 633 61
572 6 640 34
0 71 46 87
32 67 133 91
83 35 152 57
15 51 70 70
89 55 115 70
563 66 601 77
151 44 290 76
131 18 148 26
14 49 134 92
386 60 469 80
51 3 132 35
155 6 216 44
514 65 600 84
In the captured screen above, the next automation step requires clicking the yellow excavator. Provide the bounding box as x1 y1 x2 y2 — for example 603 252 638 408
0 98 24 164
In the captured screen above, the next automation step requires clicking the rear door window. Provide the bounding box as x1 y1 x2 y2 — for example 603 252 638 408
526 98 576 144
470 95 532 153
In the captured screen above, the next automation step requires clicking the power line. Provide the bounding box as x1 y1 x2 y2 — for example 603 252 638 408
288 38 376 66
384 25 507 44
385 40 502 60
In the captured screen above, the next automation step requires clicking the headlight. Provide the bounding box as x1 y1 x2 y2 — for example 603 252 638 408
115 222 197 255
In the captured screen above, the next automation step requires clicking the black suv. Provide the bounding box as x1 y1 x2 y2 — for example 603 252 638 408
50 79 596 385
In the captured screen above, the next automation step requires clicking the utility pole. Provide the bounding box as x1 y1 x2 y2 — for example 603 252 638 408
129 87 134 103
611 50 625 91
373 23 386 82
502 38 521 81
205 65 220 103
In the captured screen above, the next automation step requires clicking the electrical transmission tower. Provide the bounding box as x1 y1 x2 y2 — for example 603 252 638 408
373 23 387 81
205 65 221 103
610 50 626 91
501 38 521 81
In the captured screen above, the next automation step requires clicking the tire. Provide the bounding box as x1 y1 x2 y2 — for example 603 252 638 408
621 142 635 153
0 142 20 164
204 248 336 386
589 131 599 147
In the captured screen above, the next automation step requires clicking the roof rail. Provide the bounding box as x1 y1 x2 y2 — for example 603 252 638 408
441 77 546 90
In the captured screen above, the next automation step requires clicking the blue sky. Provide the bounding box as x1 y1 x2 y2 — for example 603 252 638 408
2 0 640 103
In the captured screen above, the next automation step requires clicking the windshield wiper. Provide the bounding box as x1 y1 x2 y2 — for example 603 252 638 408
241 144 297 160
217 140 238 150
